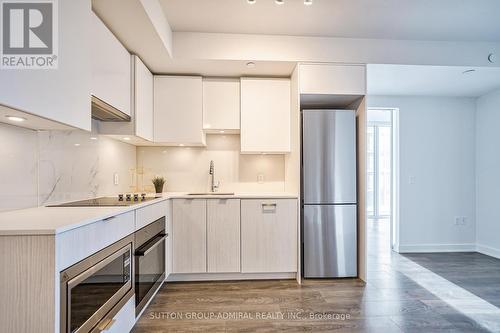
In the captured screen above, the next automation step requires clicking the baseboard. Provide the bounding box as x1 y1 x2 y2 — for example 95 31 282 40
166 272 297 282
476 244 500 259
397 243 476 253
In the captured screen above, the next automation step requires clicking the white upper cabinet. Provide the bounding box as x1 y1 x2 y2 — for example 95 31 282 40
299 64 366 96
91 11 131 117
0 0 92 131
154 76 205 145
134 56 154 141
202 78 240 132
240 78 291 154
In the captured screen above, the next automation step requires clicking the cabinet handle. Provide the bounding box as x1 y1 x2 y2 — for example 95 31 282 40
262 202 277 213
103 216 116 222
96 318 116 331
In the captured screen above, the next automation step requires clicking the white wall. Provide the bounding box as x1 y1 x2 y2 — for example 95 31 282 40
368 96 477 251
475 88 500 258
137 135 285 193
0 121 136 211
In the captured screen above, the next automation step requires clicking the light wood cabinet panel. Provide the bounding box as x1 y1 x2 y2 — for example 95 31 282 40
56 211 135 271
172 199 207 273
241 199 297 273
154 76 205 145
91 11 131 117
240 78 291 153
134 56 154 141
299 64 366 95
207 199 241 273
135 200 168 230
203 78 240 131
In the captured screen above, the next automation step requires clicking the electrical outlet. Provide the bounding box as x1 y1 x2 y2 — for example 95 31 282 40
409 176 416 184
257 174 265 184
114 173 119 185
461 217 467 225
454 216 461 226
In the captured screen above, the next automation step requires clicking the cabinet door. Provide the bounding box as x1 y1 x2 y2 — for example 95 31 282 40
91 12 131 116
240 78 291 153
134 56 154 141
154 76 205 145
203 78 240 131
0 0 92 131
241 199 297 273
172 199 207 273
299 64 366 95
207 199 240 273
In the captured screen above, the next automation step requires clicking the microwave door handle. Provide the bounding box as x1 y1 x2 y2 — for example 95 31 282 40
135 233 167 256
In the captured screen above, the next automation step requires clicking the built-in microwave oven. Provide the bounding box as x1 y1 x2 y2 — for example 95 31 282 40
60 235 134 333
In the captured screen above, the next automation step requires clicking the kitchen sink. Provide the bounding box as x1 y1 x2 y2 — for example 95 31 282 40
187 192 235 196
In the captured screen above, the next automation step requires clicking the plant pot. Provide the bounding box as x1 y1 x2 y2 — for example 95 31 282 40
154 184 164 194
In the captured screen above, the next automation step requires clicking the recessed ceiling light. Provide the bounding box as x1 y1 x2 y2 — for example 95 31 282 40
246 62 256 68
5 115 26 122
179 144 184 147
304 0 313 5
123 137 131 141
247 0 256 3
275 0 284 4
74 143 81 147
219 130 225 133
462 69 476 75
90 137 98 140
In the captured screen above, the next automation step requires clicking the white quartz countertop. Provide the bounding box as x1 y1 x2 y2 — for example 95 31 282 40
0 192 298 236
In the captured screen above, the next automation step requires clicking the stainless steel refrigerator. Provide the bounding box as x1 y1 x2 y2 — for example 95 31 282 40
302 109 357 278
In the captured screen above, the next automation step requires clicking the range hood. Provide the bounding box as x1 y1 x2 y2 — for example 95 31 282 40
91 96 131 122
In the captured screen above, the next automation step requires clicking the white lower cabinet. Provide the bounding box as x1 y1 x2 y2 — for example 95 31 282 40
241 199 298 273
172 199 207 273
207 199 241 273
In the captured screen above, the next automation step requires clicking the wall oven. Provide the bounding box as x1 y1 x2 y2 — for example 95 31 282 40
135 217 167 316
60 235 134 333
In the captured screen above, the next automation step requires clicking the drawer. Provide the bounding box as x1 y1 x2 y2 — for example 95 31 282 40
100 296 135 333
56 211 135 271
135 200 168 230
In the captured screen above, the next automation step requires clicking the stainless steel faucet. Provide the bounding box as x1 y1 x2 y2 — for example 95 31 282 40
209 160 219 192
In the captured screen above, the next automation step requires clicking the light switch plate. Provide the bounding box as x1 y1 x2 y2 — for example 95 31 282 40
113 173 119 185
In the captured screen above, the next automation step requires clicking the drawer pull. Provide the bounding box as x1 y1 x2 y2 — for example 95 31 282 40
262 202 277 213
103 216 116 222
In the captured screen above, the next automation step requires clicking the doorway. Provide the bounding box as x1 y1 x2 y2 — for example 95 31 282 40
367 108 398 251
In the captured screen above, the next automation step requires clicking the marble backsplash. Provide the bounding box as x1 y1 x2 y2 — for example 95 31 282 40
0 121 136 211
137 134 286 193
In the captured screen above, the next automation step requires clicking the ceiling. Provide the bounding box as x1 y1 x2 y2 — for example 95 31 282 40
160 0 500 42
367 65 500 97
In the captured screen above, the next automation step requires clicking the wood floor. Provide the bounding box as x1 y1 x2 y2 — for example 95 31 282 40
133 219 500 332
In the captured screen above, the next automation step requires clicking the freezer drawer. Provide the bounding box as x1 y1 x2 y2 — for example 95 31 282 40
303 204 357 278
302 110 357 204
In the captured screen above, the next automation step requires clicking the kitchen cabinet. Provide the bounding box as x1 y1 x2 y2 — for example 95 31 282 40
98 56 154 143
207 199 240 273
172 199 207 273
203 78 240 132
134 56 154 141
91 11 131 117
299 64 366 95
240 78 291 153
0 0 92 131
154 76 206 145
241 199 297 273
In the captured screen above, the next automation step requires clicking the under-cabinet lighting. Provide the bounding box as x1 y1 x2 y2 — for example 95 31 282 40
123 137 131 141
5 115 26 122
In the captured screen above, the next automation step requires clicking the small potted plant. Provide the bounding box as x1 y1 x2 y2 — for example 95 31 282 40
152 176 166 194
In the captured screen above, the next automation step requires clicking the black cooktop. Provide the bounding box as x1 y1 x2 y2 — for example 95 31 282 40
47 196 159 207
